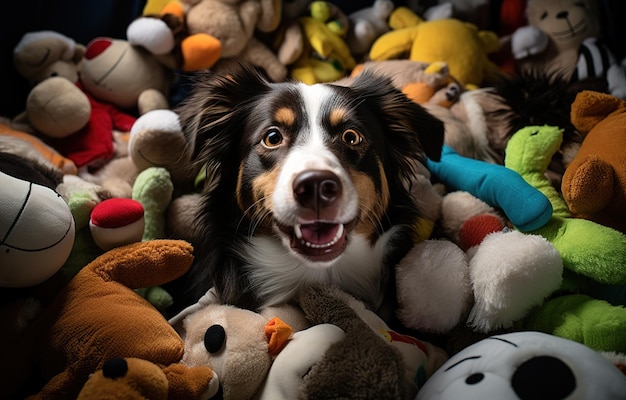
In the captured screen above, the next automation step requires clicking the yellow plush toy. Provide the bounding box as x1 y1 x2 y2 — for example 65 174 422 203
289 16 356 84
369 7 504 89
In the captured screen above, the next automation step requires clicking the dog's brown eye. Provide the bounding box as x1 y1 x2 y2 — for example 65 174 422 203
262 128 283 148
341 129 363 146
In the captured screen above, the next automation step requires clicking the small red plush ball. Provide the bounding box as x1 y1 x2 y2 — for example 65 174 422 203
89 198 145 251
459 214 505 251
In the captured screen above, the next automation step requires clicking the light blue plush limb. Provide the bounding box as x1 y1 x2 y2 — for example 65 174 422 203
426 145 553 231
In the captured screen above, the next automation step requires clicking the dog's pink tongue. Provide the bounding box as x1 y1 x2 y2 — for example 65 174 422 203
300 223 339 244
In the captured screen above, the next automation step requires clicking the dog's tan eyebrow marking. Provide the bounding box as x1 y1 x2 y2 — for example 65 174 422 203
274 107 296 126
329 108 347 127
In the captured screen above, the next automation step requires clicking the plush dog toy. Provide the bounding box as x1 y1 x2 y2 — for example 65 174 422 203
416 331 626 399
0 240 218 399
562 90 626 234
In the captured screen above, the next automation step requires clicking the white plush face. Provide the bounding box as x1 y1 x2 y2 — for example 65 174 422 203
416 331 626 400
80 38 169 109
0 171 75 287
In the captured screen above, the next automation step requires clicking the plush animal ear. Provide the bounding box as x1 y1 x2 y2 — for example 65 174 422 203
350 70 445 164
570 90 624 136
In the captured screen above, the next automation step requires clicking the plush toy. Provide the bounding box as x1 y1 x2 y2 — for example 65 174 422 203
177 302 295 399
150 0 287 81
426 145 553 232
344 0 395 58
416 331 626 399
439 190 563 333
394 187 562 335
289 16 356 84
504 125 626 285
510 0 626 99
369 9 504 88
504 125 626 352
13 34 142 170
295 284 440 399
89 198 145 251
12 30 85 86
0 117 77 175
419 0 492 30
309 1 350 38
0 152 75 288
0 240 218 400
346 60 465 108
80 36 173 114
78 357 170 400
26 77 136 170
81 108 195 199
562 90 626 233
127 0 222 72
132 167 174 241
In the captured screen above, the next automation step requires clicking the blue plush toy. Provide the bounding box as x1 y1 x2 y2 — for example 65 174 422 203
427 145 553 231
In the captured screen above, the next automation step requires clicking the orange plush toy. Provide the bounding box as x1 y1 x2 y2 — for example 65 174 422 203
562 90 626 234
1 240 218 400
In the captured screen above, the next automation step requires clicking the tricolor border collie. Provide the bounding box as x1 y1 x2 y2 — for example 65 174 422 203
176 64 444 312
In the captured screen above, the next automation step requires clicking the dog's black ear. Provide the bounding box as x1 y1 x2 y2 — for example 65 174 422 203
349 71 445 164
176 63 272 179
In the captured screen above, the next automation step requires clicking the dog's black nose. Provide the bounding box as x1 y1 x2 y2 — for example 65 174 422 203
293 170 342 210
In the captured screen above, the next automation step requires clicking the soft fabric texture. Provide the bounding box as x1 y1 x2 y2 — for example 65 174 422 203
0 240 217 400
563 90 626 233
427 144 553 231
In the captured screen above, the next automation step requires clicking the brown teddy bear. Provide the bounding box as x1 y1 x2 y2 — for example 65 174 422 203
77 357 170 400
563 90 626 233
0 240 218 400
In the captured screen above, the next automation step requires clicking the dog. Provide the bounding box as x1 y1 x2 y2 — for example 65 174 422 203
175 63 444 312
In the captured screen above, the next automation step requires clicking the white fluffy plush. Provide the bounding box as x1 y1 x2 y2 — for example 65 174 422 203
467 229 563 332
395 239 473 333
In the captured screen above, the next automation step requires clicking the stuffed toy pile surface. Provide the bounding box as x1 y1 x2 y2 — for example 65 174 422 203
3 0 626 398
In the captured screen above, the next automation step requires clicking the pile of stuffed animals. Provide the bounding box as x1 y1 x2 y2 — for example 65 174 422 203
2 0 626 398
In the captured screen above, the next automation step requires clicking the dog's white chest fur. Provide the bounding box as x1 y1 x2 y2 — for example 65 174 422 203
237 229 396 309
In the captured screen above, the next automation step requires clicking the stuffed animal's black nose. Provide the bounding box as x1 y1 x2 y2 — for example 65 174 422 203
512 356 576 399
293 170 342 211
102 357 128 379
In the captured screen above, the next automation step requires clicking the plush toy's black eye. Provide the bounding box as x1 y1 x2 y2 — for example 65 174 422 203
341 129 363 146
540 11 548 20
204 324 226 353
262 128 284 148
465 373 484 385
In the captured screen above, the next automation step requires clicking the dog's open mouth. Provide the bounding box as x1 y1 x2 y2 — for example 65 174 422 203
278 220 355 263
